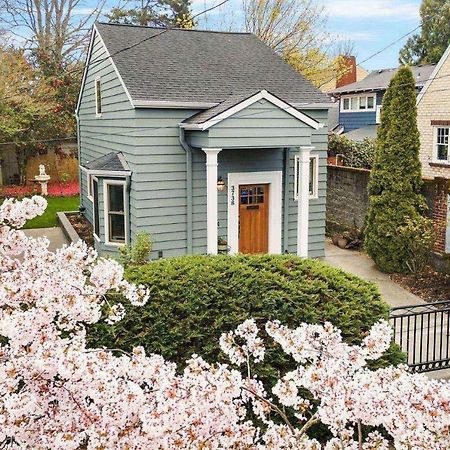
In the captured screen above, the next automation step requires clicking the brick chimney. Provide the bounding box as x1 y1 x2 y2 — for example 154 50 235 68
336 56 357 88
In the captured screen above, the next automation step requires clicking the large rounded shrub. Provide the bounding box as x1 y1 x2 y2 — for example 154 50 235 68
88 254 403 387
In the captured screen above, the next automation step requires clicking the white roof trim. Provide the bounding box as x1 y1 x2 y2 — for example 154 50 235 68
83 169 131 177
417 44 450 105
180 90 323 131
75 24 134 116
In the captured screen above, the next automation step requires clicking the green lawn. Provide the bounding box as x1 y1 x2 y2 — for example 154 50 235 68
22 196 80 229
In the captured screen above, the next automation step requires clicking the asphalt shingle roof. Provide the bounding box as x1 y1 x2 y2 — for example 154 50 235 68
95 23 330 106
330 64 436 95
84 152 129 172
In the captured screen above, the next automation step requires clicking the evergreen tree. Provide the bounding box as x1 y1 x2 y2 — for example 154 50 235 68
107 0 194 28
399 0 450 65
365 66 429 273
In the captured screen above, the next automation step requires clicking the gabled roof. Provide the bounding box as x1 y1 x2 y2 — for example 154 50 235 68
93 22 331 108
417 44 450 105
84 152 131 174
330 64 436 95
180 90 322 130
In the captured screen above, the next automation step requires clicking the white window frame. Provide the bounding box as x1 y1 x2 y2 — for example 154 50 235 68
103 179 128 246
87 172 94 201
433 126 450 164
294 154 319 200
340 94 376 113
95 77 102 117
92 176 100 241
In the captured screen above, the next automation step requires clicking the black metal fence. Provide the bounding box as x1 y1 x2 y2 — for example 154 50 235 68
390 300 450 373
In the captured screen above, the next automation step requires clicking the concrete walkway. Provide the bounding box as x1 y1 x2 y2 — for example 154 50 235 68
324 240 450 380
324 240 425 308
23 227 69 252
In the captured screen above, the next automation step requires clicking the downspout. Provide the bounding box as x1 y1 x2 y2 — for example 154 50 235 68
283 148 290 253
179 127 193 254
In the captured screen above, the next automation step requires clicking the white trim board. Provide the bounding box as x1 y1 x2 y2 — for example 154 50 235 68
417 44 450 105
181 90 324 131
227 171 282 255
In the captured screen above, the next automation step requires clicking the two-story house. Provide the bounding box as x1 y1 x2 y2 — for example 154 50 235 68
76 23 331 259
329 64 436 140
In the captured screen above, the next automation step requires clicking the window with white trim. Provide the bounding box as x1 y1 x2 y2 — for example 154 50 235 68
434 127 450 163
95 78 102 116
92 178 100 238
105 180 127 244
87 173 94 200
294 154 319 200
341 94 376 112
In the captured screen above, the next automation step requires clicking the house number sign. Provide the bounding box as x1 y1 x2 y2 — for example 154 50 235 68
230 185 235 206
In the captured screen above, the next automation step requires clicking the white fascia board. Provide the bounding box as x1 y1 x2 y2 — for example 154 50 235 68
134 100 217 109
180 90 323 131
417 44 450 105
75 27 96 116
82 168 131 177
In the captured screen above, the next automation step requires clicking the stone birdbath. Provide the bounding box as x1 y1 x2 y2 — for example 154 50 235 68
35 164 51 196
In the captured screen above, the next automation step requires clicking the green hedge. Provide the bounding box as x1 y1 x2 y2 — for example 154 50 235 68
87 255 404 388
328 134 375 170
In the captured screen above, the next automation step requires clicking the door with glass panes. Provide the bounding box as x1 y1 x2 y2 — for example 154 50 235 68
238 184 269 254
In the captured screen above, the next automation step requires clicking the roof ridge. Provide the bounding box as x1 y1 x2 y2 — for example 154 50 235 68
96 21 253 35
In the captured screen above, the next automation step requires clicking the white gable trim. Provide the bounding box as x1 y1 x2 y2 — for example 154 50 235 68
417 44 450 105
180 90 324 131
75 24 134 116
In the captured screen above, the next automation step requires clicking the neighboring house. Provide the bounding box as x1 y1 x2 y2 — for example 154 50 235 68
417 44 450 256
76 23 331 259
321 56 368 94
329 64 436 140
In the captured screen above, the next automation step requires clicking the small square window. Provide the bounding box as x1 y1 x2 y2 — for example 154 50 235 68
343 98 350 110
367 96 375 109
351 97 358 110
359 97 366 110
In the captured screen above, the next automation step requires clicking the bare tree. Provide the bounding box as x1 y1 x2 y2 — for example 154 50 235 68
0 0 106 69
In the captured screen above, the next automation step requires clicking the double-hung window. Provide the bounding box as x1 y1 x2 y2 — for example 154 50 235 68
105 180 127 245
434 127 450 163
341 94 376 112
294 154 319 200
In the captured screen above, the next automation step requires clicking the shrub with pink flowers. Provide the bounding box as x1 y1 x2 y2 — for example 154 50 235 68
0 196 449 449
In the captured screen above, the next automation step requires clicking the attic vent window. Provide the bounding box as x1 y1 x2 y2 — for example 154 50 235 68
95 78 102 116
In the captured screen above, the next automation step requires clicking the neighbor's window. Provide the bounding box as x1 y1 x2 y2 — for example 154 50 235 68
105 181 126 244
294 154 319 200
95 78 102 116
435 127 450 162
341 94 376 112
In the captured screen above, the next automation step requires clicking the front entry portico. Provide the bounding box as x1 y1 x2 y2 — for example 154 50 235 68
182 89 325 257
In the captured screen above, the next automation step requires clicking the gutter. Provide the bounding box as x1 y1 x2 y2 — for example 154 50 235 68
179 127 193 254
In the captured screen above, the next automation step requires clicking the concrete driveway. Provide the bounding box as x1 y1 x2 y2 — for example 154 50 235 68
324 240 425 308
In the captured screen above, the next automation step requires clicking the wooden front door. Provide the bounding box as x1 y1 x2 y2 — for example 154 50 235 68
239 184 269 254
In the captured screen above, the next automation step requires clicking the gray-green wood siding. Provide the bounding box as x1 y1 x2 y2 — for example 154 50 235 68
78 32 328 258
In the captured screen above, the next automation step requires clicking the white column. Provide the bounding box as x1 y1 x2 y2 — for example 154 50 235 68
297 146 314 257
203 148 222 255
